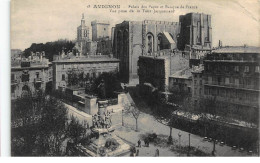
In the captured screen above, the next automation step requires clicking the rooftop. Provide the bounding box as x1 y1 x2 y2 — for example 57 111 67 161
170 67 192 79
212 46 260 54
52 55 119 63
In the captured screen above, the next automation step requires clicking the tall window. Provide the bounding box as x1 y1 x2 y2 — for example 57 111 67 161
62 74 65 81
234 66 239 72
146 33 154 53
255 66 260 73
157 34 162 51
36 72 39 78
244 66 249 72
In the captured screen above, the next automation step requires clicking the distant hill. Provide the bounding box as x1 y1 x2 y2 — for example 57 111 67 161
23 39 75 61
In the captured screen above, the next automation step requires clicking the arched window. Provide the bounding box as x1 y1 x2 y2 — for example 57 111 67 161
157 33 163 50
146 33 154 54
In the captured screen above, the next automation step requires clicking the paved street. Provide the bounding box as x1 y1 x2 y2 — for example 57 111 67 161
64 101 255 156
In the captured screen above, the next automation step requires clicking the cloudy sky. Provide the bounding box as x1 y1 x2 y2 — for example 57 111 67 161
11 0 260 50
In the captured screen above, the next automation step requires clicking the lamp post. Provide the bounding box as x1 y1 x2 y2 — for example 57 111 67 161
122 109 124 126
188 133 191 156
178 132 182 148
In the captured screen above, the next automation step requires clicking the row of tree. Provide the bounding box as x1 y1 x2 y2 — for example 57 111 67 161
23 39 75 61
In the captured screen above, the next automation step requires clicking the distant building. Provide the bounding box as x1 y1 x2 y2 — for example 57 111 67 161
11 49 22 59
52 53 119 91
138 50 189 96
11 51 52 100
203 46 260 123
91 20 110 41
113 12 212 83
169 67 192 94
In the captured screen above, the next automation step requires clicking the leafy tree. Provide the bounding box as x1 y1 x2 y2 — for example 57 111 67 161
93 71 122 99
11 91 68 156
23 39 75 61
66 115 88 144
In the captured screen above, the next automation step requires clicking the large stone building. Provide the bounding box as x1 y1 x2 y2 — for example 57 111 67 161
91 20 110 41
178 13 212 51
52 52 119 91
11 52 52 100
113 13 212 83
202 46 260 123
138 50 189 95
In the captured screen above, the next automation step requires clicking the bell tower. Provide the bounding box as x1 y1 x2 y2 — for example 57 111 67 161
77 13 90 41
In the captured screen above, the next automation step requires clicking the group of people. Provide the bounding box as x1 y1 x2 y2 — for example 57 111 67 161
132 139 159 157
92 111 112 129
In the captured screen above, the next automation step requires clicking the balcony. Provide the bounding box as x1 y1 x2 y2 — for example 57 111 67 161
204 81 259 91
34 78 42 83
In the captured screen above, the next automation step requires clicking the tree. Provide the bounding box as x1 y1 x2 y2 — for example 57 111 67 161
23 39 75 61
124 103 141 131
66 115 88 144
11 91 68 156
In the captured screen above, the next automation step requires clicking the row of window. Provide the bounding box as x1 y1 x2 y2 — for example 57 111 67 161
204 87 259 101
205 64 260 73
206 76 259 88
61 72 104 81
12 72 43 83
61 63 118 69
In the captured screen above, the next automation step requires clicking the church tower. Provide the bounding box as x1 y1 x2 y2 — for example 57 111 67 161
77 14 90 41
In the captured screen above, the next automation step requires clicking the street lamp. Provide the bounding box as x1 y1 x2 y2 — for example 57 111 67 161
178 132 182 148
122 109 124 126
188 133 191 156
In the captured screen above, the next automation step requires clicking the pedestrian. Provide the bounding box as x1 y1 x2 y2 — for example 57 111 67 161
136 149 139 156
138 139 141 147
155 149 159 157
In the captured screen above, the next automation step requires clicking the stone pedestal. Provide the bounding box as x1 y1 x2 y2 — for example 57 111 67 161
118 93 128 106
85 95 98 115
97 100 108 116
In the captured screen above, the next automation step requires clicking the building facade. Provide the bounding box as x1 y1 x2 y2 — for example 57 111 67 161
52 54 119 90
169 67 192 93
138 50 189 93
203 46 260 123
11 52 52 100
191 65 204 102
113 12 212 83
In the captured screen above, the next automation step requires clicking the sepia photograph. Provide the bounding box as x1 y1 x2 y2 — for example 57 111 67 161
9 0 260 157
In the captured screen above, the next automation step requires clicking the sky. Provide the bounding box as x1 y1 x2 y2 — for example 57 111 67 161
11 0 260 50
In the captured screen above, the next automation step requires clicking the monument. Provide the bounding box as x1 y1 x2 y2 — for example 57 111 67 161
75 100 131 156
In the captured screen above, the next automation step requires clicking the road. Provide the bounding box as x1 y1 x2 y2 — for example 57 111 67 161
64 102 254 156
